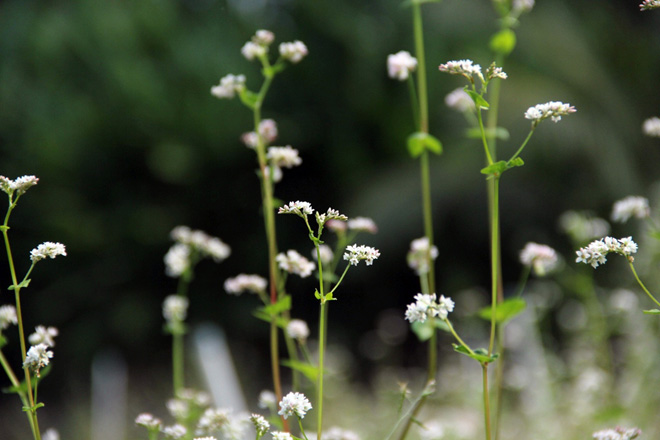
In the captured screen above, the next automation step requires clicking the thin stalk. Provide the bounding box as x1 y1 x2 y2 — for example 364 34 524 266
420 151 435 293
482 365 492 440
488 177 500 355
316 301 327 440
427 331 437 383
492 326 505 440
172 332 184 394
298 417 310 440
507 129 535 164
628 262 660 308
0 350 36 436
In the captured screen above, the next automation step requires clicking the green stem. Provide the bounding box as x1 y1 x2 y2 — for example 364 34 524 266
0 349 36 436
628 262 660 308
443 318 475 355
172 331 184 395
420 151 435 294
482 364 492 440
507 128 535 164
316 301 327 440
412 2 428 133
492 326 505 440
298 417 310 440
477 110 494 166
407 76 420 129
488 177 500 356
427 330 436 383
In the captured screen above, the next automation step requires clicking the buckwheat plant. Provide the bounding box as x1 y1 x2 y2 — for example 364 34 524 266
278 201 379 439
0 175 66 440
212 29 307 411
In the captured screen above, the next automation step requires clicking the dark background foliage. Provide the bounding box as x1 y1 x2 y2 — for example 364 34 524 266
1 0 659 436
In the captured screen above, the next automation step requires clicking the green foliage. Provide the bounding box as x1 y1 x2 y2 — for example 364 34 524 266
478 297 526 324
452 344 499 364
407 132 443 158
410 318 449 341
489 29 517 56
281 359 319 383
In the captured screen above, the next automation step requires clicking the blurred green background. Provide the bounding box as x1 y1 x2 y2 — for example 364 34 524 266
1 0 660 438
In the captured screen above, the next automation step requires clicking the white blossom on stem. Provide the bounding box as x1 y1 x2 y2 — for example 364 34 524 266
272 432 294 440
0 175 39 196
24 343 53 374
286 319 310 342
312 244 334 265
278 391 312 419
407 237 439 276
164 243 191 278
445 88 475 113
640 0 660 10
513 0 535 13
592 426 641 440
387 51 417 81
267 146 302 169
519 242 559 276
343 244 380 266
279 41 308 63
258 390 277 409
575 236 638 268
163 295 189 323
224 274 267 295
439 59 485 83
276 250 315 278
30 242 67 262
241 41 267 61
642 116 660 136
405 293 454 323
162 424 187 439
278 200 314 216
347 217 378 234
611 196 650 223
28 325 59 347
0 305 17 330
135 413 162 429
524 101 576 127
316 208 348 226
250 414 270 437
211 74 246 99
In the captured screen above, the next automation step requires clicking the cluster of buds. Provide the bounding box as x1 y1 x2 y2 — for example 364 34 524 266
575 236 638 268
524 101 576 127
164 226 230 278
405 293 455 324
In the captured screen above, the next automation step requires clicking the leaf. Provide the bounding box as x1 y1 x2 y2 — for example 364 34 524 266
465 89 490 109
490 29 517 56
260 295 291 316
465 127 510 141
411 320 434 341
407 132 443 158
400 0 442 7
252 310 289 328
324 292 336 301
7 279 30 291
281 359 320 383
643 309 660 315
478 298 527 324
507 157 525 168
480 161 507 176
238 90 259 109
453 344 499 364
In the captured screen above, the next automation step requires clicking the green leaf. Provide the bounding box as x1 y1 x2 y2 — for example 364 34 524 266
480 161 507 176
478 298 527 324
281 359 320 383
400 0 442 7
507 157 525 168
324 292 336 301
643 309 660 315
314 289 321 300
8 279 30 291
407 132 443 158
252 310 289 328
260 295 292 317
465 89 490 109
238 90 259 109
490 29 517 56
0 225 8 233
410 320 434 341
452 344 499 364
465 127 510 141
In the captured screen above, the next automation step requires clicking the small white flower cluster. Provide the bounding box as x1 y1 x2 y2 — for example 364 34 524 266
29 325 59 347
519 242 559 276
279 200 314 216
162 424 187 439
324 427 361 440
343 244 380 266
272 432 294 440
42 428 60 440
316 208 348 226
642 116 660 136
0 175 39 197
135 413 162 429
258 390 277 409
575 236 638 268
286 319 310 342
512 0 535 13
347 217 378 234
23 343 53 375
445 87 475 113
266 146 302 182
194 437 218 440
0 304 18 330
163 295 189 323
250 413 270 437
524 101 576 126
241 30 275 61
640 0 660 10
277 250 315 278
278 391 312 419
279 40 308 63
387 50 418 81
224 274 267 295
439 59 485 83
196 407 231 435
241 119 279 149
211 74 246 99
405 293 455 323
30 242 67 263
592 426 641 440
558 211 610 243
611 196 650 223
312 244 334 265
165 226 230 278
407 237 439 276
486 62 507 80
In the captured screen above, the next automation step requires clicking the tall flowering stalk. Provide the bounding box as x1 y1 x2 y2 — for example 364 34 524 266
212 29 308 417
0 175 66 440
438 57 575 440
278 202 379 440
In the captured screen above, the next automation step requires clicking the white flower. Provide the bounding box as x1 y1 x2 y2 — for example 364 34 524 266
211 74 246 99
279 200 314 216
258 390 277 409
445 87 475 113
167 398 191 419
387 51 417 81
28 325 59 347
576 236 638 268
163 424 187 439
163 295 189 323
0 305 18 330
224 274 267 295
312 244 334 265
316 208 348 226
241 119 279 149
439 59 484 83
326 219 348 233
287 319 310 342
194 437 218 440
267 146 302 169
407 237 438 275
343 244 380 266
347 217 378 234
135 413 162 429
196 408 230 434
250 414 270 437
324 427 361 440
220 412 249 440
278 391 312 419
512 0 535 13
0 175 39 196
242 41 267 61
254 30 275 46
519 242 559 276
405 293 454 323
611 196 650 223
640 0 660 10
279 41 308 63
592 427 641 440
276 250 315 278
24 343 53 372
272 432 294 440
558 211 610 243
42 429 60 440
486 62 507 80
643 116 660 136
164 243 191 278
30 242 67 262
524 101 576 126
